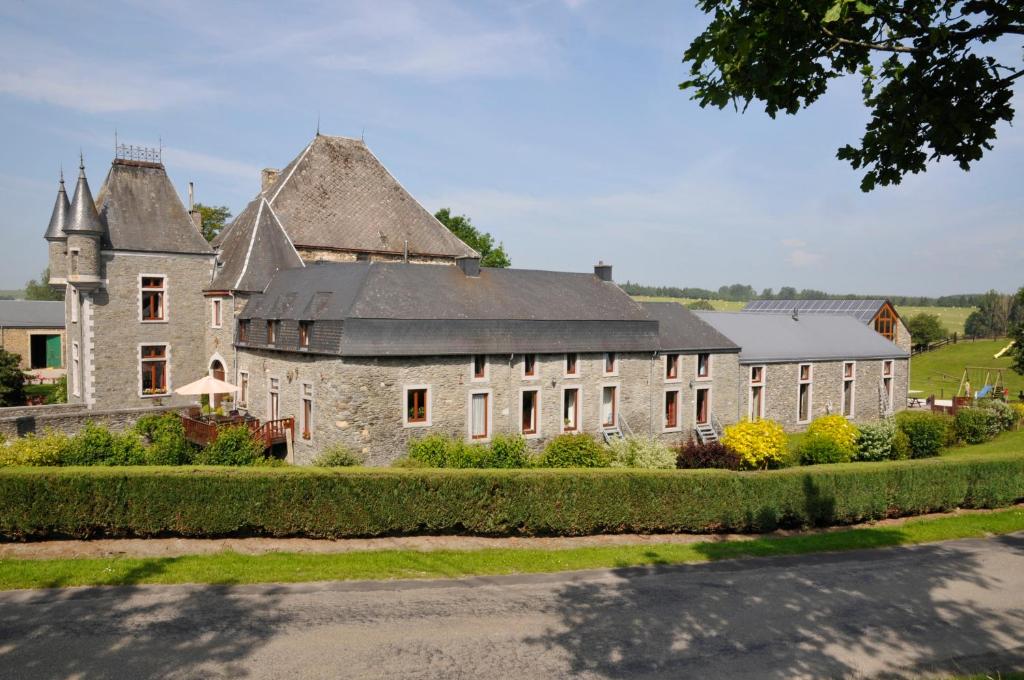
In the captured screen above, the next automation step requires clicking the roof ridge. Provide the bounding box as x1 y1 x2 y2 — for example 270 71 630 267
234 199 264 290
268 140 314 206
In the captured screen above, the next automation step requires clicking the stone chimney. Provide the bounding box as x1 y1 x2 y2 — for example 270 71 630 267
594 261 612 282
190 209 203 232
456 256 481 277
261 168 280 192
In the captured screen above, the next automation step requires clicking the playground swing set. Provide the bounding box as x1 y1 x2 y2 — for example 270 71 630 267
956 367 1008 400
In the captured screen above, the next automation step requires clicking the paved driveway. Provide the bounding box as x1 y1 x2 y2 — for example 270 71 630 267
2 534 1023 679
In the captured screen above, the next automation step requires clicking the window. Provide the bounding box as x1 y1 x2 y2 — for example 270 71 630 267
70 249 80 276
874 306 896 341
238 320 250 343
665 354 679 381
604 352 617 375
601 385 618 428
268 377 280 420
749 365 766 421
565 353 578 376
300 383 313 440
697 353 711 379
523 354 537 378
695 387 711 425
266 320 278 344
238 371 249 407
798 363 813 423
472 355 487 380
842 362 856 418
883 360 894 407
71 288 78 324
140 345 168 396
562 387 580 432
521 389 539 435
469 391 490 440
211 298 222 328
71 341 80 397
299 321 311 348
883 360 893 377
664 390 680 431
141 276 166 322
404 386 430 426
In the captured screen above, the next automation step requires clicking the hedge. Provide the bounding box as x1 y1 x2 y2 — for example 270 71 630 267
1 452 1023 539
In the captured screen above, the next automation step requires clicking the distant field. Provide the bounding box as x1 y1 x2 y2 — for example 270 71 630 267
0 289 24 300
910 338 1021 400
896 305 974 336
631 296 746 311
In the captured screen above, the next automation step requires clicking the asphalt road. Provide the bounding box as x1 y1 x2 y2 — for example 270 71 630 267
2 534 1024 679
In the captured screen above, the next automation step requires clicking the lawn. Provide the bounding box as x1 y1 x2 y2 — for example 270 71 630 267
631 296 747 311
910 338 1022 399
896 305 975 336
1 506 1022 591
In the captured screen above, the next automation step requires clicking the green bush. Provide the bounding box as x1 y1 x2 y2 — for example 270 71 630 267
444 442 493 469
978 399 1017 433
896 411 951 458
2 451 1023 539
108 432 147 466
0 431 72 466
892 428 911 459
539 434 609 468
954 408 997 445
798 434 852 466
489 434 529 469
805 415 859 458
134 413 193 466
607 436 676 469
193 426 266 466
854 420 898 462
407 434 452 467
313 444 363 467
63 422 148 466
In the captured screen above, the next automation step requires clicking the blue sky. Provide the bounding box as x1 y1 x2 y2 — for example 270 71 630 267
1 0 1021 295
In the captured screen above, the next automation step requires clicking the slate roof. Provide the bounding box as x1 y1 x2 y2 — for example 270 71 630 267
0 300 65 328
65 162 104 235
694 312 908 364
44 174 70 241
94 160 213 255
641 302 739 353
217 135 477 259
239 261 659 356
742 299 893 324
208 197 304 292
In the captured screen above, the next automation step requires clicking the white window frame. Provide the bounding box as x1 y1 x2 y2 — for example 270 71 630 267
210 297 223 329
402 384 432 428
138 342 171 398
267 376 281 421
749 364 766 421
470 355 489 382
70 288 78 324
664 353 681 383
883 360 894 378
696 352 712 381
138 273 168 324
519 387 541 439
564 352 580 378
882 361 895 407
71 341 81 397
560 385 582 433
695 385 712 426
299 381 314 441
841 361 856 419
599 382 620 430
69 248 80 276
603 352 618 377
521 354 539 381
467 388 493 442
238 370 249 408
662 387 682 433
797 363 813 424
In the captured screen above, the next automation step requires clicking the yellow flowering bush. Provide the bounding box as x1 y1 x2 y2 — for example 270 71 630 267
721 418 787 470
1012 403 1024 430
806 414 859 456
0 431 72 466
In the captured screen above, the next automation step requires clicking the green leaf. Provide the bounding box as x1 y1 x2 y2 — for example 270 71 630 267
854 1 874 15
822 1 844 23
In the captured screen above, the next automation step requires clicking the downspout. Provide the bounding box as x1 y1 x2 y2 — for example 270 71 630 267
508 353 515 434
650 351 657 437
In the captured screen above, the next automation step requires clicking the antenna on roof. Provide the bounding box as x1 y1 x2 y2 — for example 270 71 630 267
114 128 118 155
360 127 365 142
792 307 799 321
316 112 320 137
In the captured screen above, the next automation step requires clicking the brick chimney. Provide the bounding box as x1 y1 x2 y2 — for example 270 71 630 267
261 168 280 192
456 256 481 277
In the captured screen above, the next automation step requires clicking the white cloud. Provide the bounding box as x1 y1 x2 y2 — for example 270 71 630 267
787 249 824 268
781 238 806 248
161 147 260 182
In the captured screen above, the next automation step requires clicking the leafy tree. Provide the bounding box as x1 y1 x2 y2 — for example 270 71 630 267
193 203 232 242
687 299 716 310
24 268 63 301
906 312 947 348
965 289 1018 337
1009 287 1024 378
681 1 1024 191
434 208 511 268
0 349 26 407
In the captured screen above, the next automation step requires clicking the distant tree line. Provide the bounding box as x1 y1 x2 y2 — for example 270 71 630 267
620 281 996 308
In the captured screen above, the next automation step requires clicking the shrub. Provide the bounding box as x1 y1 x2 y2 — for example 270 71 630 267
193 426 266 466
407 434 453 468
854 420 898 462
896 411 951 458
892 428 911 460
444 442 493 469
607 436 675 469
721 419 788 470
1012 403 1024 429
675 440 741 470
806 415 859 458
49 375 68 404
313 444 363 467
953 408 997 445
539 434 609 468
798 434 851 466
978 399 1017 433
489 434 529 469
63 422 118 466
134 412 193 466
0 431 72 466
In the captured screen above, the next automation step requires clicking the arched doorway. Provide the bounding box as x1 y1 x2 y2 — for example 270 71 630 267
210 359 225 410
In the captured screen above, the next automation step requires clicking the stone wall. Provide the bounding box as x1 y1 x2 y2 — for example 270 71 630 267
0 403 180 438
236 349 743 466
895 317 912 354
203 293 243 396
296 248 455 266
0 327 66 370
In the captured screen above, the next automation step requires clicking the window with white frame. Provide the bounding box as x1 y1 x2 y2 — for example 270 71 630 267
665 353 680 381
140 345 168 396
601 385 618 428
604 352 617 375
471 355 487 381
521 389 539 436
565 353 579 377
562 387 580 432
71 341 80 397
238 371 249 407
300 382 313 440
522 354 537 379
695 386 711 425
71 288 78 323
469 391 490 440
404 386 430 427
798 363 813 423
141 276 166 322
697 353 711 379
842 361 856 418
210 298 222 328
883 360 894 406
664 389 681 431
749 365 766 421
268 377 280 420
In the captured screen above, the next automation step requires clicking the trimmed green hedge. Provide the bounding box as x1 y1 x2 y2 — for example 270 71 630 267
1 452 1023 539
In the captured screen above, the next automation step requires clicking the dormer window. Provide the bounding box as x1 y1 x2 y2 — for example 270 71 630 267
238 320 250 343
299 321 311 348
141 276 166 322
267 320 278 345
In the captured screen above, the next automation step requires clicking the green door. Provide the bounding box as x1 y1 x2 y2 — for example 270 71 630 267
45 335 62 368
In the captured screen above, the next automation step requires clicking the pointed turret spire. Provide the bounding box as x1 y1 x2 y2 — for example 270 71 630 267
65 154 105 234
43 168 70 241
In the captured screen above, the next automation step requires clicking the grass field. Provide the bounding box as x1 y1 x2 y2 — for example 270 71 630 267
911 338 1022 399
631 296 747 310
896 305 974 336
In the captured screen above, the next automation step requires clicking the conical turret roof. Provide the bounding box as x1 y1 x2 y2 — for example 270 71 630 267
43 171 70 241
65 157 105 235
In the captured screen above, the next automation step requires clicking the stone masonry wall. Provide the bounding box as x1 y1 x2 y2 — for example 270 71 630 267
895 317 912 354
237 349 742 466
0 403 180 438
204 293 242 393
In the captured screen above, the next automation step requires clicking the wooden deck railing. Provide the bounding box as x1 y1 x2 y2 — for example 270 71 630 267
180 414 291 450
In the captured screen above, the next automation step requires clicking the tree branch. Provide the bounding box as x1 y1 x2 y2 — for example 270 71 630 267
821 26 921 54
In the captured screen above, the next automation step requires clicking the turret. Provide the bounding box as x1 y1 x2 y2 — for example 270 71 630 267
64 156 105 288
43 170 70 286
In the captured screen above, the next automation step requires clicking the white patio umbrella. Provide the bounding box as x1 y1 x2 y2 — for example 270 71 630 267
174 375 240 396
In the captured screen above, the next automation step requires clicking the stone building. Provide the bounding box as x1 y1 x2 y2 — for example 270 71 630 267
695 311 910 430
0 301 65 370
741 299 912 354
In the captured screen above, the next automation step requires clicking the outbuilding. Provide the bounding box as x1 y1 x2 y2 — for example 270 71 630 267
0 300 65 370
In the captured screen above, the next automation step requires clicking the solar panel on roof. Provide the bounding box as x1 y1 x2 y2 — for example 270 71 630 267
740 299 887 324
